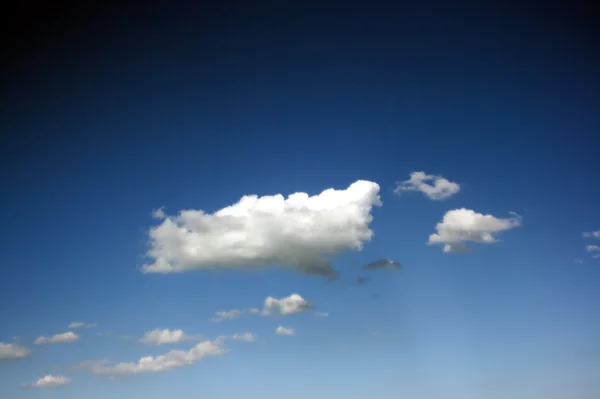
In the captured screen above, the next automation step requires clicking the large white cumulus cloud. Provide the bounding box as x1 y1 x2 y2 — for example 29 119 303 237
142 180 382 277
428 208 521 252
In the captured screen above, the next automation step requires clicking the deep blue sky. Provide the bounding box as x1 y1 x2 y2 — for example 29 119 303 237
1 2 599 398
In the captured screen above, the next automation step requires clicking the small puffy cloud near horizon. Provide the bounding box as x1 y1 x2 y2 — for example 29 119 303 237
428 208 521 252
394 171 460 200
142 180 382 278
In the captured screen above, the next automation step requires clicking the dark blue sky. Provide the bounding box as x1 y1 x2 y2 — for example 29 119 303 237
1 2 599 398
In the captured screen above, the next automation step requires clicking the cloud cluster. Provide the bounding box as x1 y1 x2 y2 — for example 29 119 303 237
428 208 521 252
23 375 71 389
582 230 600 239
0 342 31 360
139 329 190 345
275 326 295 336
364 258 402 270
142 180 382 277
394 171 460 200
84 339 226 375
68 321 96 329
35 332 79 345
261 294 312 316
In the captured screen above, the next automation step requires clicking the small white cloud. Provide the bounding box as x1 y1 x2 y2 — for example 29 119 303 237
428 208 521 252
261 294 312 316
574 258 584 264
85 339 226 375
0 342 31 360
24 375 71 389
142 180 382 278
582 230 600 239
211 310 243 322
314 311 329 317
68 321 96 329
231 333 256 342
249 308 260 314
139 329 190 345
35 332 79 345
586 245 600 253
275 326 295 336
152 207 167 219
394 171 460 200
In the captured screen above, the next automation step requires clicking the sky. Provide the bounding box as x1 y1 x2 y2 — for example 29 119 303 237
1 2 599 398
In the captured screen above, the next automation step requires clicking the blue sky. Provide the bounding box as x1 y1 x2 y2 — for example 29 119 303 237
1 2 599 398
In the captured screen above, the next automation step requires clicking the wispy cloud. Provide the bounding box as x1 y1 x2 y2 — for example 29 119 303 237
81 339 226 375
35 332 79 345
275 326 295 336
139 329 194 345
363 258 401 271
0 342 31 360
68 321 97 329
22 375 71 389
231 332 256 342
394 171 460 200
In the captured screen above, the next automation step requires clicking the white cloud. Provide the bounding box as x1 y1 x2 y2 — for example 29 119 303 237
231 333 256 342
211 309 243 322
142 180 382 278
394 171 460 200
586 245 600 253
24 375 71 389
261 294 312 316
314 311 329 317
34 332 79 345
428 208 521 252
84 339 226 375
275 326 295 336
139 329 190 345
68 321 96 329
582 230 600 239
152 207 167 219
0 342 31 360
249 308 260 314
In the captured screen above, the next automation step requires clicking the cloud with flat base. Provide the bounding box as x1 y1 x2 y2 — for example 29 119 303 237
428 208 521 252
142 180 382 278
